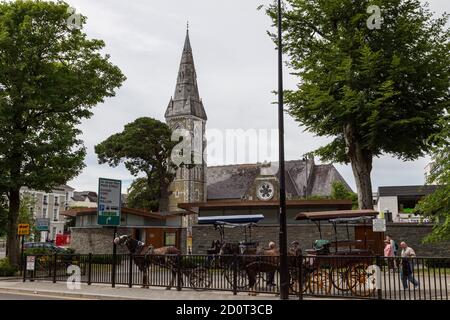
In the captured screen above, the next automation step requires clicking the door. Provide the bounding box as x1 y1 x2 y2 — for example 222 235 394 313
146 228 164 248
355 226 384 255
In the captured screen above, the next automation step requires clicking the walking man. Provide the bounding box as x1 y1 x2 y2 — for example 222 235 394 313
400 242 419 289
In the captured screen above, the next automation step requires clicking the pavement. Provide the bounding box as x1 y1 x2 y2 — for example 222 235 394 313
0 291 80 300
0 279 283 300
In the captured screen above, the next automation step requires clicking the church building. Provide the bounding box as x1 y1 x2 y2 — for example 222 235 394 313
163 30 353 252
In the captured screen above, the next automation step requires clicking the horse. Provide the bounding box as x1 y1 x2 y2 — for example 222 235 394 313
218 241 303 296
113 234 181 290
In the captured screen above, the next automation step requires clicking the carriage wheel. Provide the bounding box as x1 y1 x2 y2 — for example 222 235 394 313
348 264 377 297
223 268 249 290
289 268 308 295
189 267 212 291
330 267 353 292
307 270 331 295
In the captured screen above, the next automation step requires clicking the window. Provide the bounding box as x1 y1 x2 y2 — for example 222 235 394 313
164 232 176 246
43 195 48 205
43 208 47 218
54 196 59 206
53 208 58 221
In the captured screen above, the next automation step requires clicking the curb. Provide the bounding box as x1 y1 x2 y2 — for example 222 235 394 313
0 287 140 300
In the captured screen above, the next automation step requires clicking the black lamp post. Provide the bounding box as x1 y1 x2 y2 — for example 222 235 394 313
276 0 289 300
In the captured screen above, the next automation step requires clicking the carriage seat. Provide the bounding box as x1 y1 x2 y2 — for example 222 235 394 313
238 241 258 254
306 239 331 255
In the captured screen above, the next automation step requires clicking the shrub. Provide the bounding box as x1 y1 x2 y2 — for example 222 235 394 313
180 256 208 269
425 258 450 268
79 255 123 265
0 258 18 277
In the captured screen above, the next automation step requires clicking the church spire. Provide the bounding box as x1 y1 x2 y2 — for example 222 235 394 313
165 28 207 121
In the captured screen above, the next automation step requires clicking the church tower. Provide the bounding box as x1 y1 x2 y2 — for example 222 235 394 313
165 29 207 215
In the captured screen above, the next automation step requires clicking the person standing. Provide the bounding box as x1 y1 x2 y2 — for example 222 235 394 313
266 241 278 287
400 242 419 289
385 235 396 271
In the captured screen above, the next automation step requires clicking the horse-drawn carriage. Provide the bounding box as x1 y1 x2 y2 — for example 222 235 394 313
199 214 271 291
294 209 379 296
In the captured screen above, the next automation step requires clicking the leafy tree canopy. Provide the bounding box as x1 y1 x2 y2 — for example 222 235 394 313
0 0 125 265
127 177 159 212
265 0 450 209
415 117 450 242
95 117 177 212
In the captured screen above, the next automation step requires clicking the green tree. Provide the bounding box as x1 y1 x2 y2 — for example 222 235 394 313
0 1 125 265
415 117 450 242
331 181 359 208
95 117 177 212
265 0 450 209
17 194 40 241
127 177 159 211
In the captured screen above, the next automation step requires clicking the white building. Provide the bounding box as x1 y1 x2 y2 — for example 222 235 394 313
69 191 98 208
20 185 75 241
376 185 438 222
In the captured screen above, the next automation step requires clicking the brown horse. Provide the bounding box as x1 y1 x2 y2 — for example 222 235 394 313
114 235 181 290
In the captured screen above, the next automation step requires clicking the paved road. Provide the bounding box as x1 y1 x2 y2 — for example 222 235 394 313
0 291 79 300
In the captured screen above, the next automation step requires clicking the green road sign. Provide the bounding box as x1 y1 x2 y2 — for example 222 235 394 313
97 178 122 226
36 218 50 232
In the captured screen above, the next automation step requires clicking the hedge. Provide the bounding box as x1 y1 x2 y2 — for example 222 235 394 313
0 258 18 277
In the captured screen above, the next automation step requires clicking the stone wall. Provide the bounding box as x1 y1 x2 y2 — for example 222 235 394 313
70 227 188 254
192 223 450 257
386 223 450 257
70 228 130 254
192 224 353 254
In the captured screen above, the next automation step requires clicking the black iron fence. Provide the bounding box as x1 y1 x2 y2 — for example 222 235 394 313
22 253 449 300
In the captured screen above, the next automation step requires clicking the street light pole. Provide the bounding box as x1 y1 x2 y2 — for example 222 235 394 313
277 0 289 300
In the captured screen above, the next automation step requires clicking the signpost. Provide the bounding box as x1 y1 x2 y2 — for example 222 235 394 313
17 224 30 271
17 224 30 236
26 256 35 271
97 178 121 288
36 218 50 232
97 178 122 226
373 218 387 232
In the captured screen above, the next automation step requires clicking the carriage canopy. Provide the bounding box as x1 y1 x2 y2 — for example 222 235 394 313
295 210 378 221
198 214 264 226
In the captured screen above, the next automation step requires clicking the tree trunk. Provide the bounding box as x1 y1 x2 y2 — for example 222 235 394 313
6 188 21 267
344 124 374 209
158 180 170 213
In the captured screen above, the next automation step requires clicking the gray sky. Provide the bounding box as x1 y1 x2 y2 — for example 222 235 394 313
66 0 449 193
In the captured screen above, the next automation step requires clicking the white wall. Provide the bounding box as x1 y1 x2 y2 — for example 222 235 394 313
377 196 399 222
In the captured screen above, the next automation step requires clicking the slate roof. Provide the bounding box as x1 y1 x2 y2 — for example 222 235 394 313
206 160 352 200
72 191 98 202
378 185 439 197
